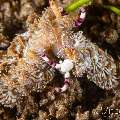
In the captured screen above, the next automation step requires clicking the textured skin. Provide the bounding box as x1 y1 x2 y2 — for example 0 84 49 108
0 0 118 109
0 35 55 108
72 31 118 90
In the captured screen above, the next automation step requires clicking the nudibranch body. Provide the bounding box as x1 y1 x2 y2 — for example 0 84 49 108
0 0 118 109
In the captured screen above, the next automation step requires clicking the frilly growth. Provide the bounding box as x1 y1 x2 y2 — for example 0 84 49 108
0 0 118 113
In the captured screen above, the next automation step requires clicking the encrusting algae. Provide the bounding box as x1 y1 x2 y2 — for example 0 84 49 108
0 0 119 118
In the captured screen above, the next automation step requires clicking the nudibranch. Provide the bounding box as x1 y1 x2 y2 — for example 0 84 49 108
0 0 118 109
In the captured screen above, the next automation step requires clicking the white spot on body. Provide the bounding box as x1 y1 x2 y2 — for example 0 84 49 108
60 59 74 73
64 72 70 78
42 56 50 62
55 63 61 69
60 83 69 92
80 12 86 19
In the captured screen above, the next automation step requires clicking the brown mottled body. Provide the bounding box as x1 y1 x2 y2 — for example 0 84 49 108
0 0 118 110
27 0 79 59
0 35 54 108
